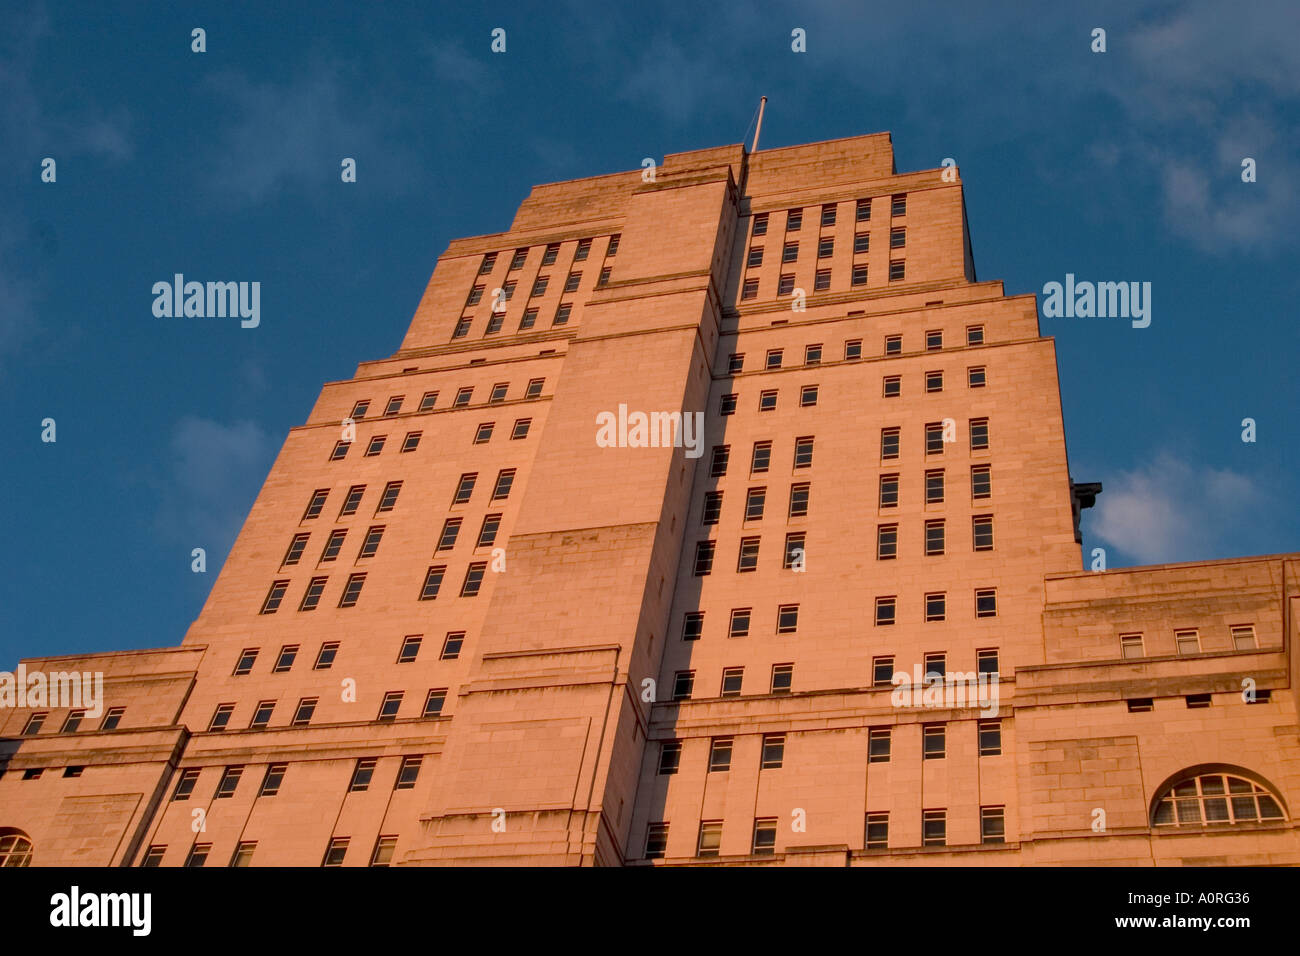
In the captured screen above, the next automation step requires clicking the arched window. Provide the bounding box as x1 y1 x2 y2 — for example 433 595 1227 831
0 829 33 867
1152 769 1286 828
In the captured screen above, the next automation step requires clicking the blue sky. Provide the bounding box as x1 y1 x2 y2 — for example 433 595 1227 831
3 1 1298 668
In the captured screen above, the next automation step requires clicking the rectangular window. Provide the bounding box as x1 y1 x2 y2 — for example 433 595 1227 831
800 384 818 406
761 734 785 769
492 469 516 499
454 387 473 407
260 763 287 797
518 308 538 331
322 839 349 868
777 604 799 634
804 343 821 365
856 198 872 221
730 608 751 638
719 393 738 415
320 529 346 562
744 487 766 521
597 267 611 287
891 194 907 217
770 664 793 694
973 515 994 551
925 469 945 504
541 243 559 266
711 444 730 477
883 375 901 398
971 465 992 499
658 742 682 775
752 818 778 856
452 317 472 338
358 526 384 558
377 693 403 722
926 329 943 351
1120 633 1144 659
750 441 771 473
818 236 834 258
100 707 124 730
889 260 905 281
868 728 891 763
234 647 259 676
364 435 386 457
975 588 998 618
970 417 990 450
720 668 744 698
778 274 795 295
215 766 243 798
172 768 200 800
682 612 704 642
453 473 477 505
783 532 806 570
397 635 422 664
747 246 764 268
606 234 620 256
437 518 461 551
645 823 669 860
420 565 446 601
510 248 528 270
854 233 870 254
553 303 572 326
872 656 894 686
845 339 862 360
441 631 465 659
339 573 366 607
574 239 591 261
967 324 985 346
564 272 581 292
885 334 902 355
708 738 733 772
525 378 544 398
925 370 943 393
968 366 986 388
1175 629 1201 655
922 810 946 847
702 491 723 525
479 253 497 274
249 700 274 729
753 213 769 236
875 596 896 626
1231 625 1257 650
697 821 723 858
531 276 549 297
737 537 760 572
923 725 946 759
315 642 339 669
977 648 1000 675
474 422 494 444
467 286 485 306
477 514 501 548
788 483 810 517
672 671 695 700
925 422 945 455
879 474 899 508
865 813 888 849
370 836 398 868
925 592 946 622
511 418 531 440
396 756 423 788
766 348 783 370
424 689 447 717
460 563 486 597
350 400 370 421
303 489 329 520
185 844 212 868
981 807 1006 844
292 698 317 726
742 278 759 300
851 264 868 287
820 203 836 226
758 390 777 411
979 720 1002 756
693 541 716 576
890 227 906 249
349 758 378 791
877 524 898 559
329 440 351 460
881 427 900 459
272 645 299 674
338 483 365 516
786 208 802 231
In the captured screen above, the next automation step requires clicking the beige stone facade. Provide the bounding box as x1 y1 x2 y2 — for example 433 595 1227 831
2 132 1296 867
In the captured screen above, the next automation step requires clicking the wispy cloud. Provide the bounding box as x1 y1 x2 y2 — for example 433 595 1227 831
154 417 277 561
1089 452 1269 565
202 63 411 204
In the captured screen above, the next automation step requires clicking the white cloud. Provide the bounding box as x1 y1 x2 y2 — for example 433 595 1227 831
1090 452 1268 565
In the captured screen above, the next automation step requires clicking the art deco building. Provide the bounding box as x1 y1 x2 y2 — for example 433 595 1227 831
2 132 1297 867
